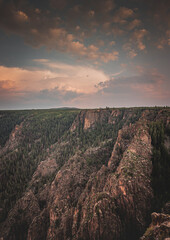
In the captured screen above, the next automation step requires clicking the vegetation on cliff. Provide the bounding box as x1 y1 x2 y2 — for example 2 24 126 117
0 107 169 240
0 109 79 221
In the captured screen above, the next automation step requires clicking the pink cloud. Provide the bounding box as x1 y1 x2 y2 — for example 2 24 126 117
0 62 109 95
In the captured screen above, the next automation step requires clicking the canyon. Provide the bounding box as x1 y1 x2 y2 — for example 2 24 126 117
0 107 169 240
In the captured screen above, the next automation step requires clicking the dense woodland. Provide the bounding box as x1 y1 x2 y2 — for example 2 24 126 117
0 109 80 221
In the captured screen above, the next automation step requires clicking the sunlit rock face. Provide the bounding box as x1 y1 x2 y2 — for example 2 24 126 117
0 107 169 240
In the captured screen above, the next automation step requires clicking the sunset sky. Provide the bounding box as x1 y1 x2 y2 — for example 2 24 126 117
0 0 169 109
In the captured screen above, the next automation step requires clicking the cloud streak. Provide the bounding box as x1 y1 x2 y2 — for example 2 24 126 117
0 62 169 109
0 61 109 95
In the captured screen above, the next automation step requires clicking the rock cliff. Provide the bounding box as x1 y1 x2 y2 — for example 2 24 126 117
0 107 169 240
140 202 170 240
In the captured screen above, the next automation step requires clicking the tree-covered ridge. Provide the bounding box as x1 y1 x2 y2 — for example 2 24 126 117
0 108 80 221
0 110 29 147
0 106 169 236
0 107 137 222
0 109 80 148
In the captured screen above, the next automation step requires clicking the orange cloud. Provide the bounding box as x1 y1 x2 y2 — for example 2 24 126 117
123 43 137 59
88 10 95 17
127 19 141 30
16 11 29 22
0 62 109 95
28 26 119 63
156 31 170 49
112 7 134 24
131 29 148 50
122 28 148 58
0 80 15 90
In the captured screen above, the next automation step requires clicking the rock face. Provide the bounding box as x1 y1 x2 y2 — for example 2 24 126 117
70 109 122 131
140 204 170 240
0 108 169 240
70 121 153 240
0 122 24 157
1 191 40 240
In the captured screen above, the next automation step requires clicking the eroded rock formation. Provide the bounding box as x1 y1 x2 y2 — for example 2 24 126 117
0 108 169 240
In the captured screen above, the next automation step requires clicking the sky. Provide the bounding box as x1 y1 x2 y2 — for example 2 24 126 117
0 0 169 109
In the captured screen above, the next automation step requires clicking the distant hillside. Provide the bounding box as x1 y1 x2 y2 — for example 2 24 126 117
0 107 169 240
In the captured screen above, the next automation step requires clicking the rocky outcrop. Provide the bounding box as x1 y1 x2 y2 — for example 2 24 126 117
140 212 170 240
140 202 170 239
0 122 24 157
1 191 40 240
70 121 153 240
27 209 50 240
0 108 169 240
30 157 58 184
70 109 124 131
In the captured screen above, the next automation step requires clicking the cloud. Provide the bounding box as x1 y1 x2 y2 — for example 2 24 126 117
167 30 170 45
0 0 169 67
32 25 119 62
111 27 125 36
27 87 82 106
127 19 141 30
50 0 67 10
122 43 137 58
37 29 119 62
0 62 84 108
0 62 109 95
16 10 29 22
0 62 109 109
72 67 170 108
0 80 15 91
131 29 148 50
0 0 119 64
156 31 170 49
96 68 168 101
98 0 115 13
0 63 169 109
122 28 148 58
0 84 82 110
88 10 95 17
112 7 134 24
